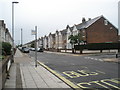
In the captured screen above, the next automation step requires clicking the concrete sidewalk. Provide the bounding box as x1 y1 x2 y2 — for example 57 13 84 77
3 49 72 89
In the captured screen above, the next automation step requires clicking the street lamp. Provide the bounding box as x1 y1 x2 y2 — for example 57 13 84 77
12 1 19 63
21 28 23 46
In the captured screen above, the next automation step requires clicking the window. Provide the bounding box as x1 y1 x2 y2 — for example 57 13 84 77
104 20 108 25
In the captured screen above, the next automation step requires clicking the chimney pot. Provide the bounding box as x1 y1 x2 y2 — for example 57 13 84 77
82 17 86 23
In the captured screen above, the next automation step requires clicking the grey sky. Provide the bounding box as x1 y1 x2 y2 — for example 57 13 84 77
0 0 119 45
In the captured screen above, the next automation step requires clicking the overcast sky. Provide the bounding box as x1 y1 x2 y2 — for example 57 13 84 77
0 0 119 45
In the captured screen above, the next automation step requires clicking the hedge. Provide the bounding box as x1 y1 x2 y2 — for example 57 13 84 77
74 43 120 50
2 42 12 55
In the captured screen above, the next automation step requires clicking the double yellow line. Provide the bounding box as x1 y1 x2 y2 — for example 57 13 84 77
37 61 82 90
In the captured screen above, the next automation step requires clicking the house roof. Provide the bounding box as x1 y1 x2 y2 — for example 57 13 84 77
76 15 102 30
52 34 55 37
61 29 67 34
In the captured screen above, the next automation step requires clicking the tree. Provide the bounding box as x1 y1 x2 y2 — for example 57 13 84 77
68 35 77 53
31 43 35 48
68 33 84 53
77 33 84 45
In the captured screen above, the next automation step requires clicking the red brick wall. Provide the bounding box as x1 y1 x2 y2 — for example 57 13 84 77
86 17 118 43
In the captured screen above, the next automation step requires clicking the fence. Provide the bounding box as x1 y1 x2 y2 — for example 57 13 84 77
0 55 12 89
74 43 120 54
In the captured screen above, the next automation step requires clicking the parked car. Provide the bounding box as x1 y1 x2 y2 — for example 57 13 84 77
116 51 120 58
30 48 35 51
37 48 43 52
22 48 30 53
18 47 22 51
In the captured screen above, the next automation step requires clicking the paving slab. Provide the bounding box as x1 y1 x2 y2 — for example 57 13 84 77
3 49 72 89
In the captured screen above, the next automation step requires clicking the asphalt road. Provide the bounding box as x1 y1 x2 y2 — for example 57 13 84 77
29 51 120 89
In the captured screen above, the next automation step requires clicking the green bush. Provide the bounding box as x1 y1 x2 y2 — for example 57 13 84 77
31 43 35 48
2 42 12 55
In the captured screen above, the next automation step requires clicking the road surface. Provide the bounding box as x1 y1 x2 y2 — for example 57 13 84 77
29 51 119 89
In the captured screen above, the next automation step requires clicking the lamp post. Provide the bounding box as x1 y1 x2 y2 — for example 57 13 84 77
12 1 19 63
31 26 37 67
21 28 23 46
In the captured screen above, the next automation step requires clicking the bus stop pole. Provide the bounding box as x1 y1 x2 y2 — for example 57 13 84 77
35 26 37 67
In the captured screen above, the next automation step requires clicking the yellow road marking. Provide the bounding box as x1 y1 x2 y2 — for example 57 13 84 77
37 61 81 89
77 78 120 89
96 70 106 74
37 61 120 89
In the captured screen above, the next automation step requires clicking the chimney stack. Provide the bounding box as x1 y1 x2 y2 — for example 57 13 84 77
88 18 91 21
82 17 86 23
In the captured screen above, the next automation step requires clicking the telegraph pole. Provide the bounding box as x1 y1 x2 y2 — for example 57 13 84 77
21 28 23 46
35 26 37 67
31 26 37 67
12 1 19 63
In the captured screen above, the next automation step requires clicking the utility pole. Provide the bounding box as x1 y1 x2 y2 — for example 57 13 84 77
31 26 37 67
12 1 19 63
35 26 37 67
21 28 23 46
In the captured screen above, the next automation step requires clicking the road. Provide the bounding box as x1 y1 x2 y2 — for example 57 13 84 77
29 51 120 89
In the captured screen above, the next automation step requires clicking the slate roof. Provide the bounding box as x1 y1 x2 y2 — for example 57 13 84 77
61 29 67 35
52 34 55 38
76 15 102 30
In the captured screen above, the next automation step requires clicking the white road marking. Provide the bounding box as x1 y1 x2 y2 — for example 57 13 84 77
84 57 103 62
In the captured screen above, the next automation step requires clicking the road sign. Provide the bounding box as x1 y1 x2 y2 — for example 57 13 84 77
31 30 36 35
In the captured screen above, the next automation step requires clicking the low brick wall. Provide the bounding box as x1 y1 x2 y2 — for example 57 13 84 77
1 55 12 89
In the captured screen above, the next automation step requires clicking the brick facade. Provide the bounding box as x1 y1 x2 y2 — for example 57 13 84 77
86 17 118 43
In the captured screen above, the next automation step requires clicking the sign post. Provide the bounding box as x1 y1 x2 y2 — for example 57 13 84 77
31 26 37 67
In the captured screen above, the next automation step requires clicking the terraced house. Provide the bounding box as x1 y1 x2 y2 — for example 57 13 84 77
66 15 118 49
48 33 55 50
25 15 119 51
0 20 13 45
43 35 48 50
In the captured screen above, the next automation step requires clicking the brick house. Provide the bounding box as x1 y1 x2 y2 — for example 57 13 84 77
76 15 118 43
25 15 119 51
48 33 55 49
65 15 118 49
118 35 120 42
66 15 118 49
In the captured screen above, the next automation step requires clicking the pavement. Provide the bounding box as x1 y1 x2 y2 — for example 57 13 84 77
3 49 119 89
3 49 72 89
46 50 120 63
34 50 119 89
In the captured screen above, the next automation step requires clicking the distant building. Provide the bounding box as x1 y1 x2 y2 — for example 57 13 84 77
43 35 48 50
0 20 13 45
25 15 119 50
55 30 59 49
38 37 44 48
